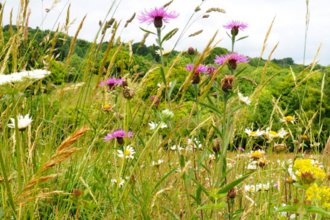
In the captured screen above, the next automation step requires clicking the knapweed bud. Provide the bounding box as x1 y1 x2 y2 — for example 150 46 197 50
191 73 200 85
203 15 210 18
300 172 316 185
154 17 163 28
188 47 195 56
231 27 239 36
121 79 128 88
195 6 201 12
45 8 50 13
212 138 221 154
161 109 174 123
228 59 237 70
220 75 235 92
274 143 287 153
99 20 102 26
123 87 137 100
72 189 83 198
228 188 236 199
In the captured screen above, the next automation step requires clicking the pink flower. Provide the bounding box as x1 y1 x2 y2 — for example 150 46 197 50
185 64 208 73
206 66 217 75
223 20 248 35
99 77 122 90
138 7 179 28
104 129 135 144
214 53 249 70
238 147 245 152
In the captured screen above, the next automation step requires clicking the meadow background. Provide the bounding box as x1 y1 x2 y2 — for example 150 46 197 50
0 0 330 219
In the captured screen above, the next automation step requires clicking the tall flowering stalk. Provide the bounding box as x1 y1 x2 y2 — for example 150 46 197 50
138 7 179 108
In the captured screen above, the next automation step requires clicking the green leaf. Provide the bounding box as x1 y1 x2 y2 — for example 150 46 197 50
161 206 181 220
307 206 330 216
139 27 156 35
217 171 255 194
274 205 298 213
236 36 249 41
168 80 177 97
200 102 222 115
234 66 248 77
226 32 232 39
162 28 178 43
196 186 202 204
151 169 176 194
196 202 227 211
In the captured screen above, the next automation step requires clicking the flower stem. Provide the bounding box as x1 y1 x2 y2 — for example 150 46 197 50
0 149 17 219
156 28 171 109
12 95 23 194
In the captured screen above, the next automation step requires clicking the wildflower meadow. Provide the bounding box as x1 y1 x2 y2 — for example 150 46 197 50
1 0 330 219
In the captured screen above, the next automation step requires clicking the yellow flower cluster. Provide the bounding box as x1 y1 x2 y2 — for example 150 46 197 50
293 159 326 180
306 183 330 209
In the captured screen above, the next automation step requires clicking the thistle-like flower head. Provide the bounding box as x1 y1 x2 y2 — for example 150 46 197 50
138 7 179 28
214 52 249 70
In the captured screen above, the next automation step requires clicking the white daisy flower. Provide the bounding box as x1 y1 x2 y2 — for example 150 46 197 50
111 178 125 187
238 93 251 105
8 114 33 131
264 127 288 140
245 128 264 137
227 163 233 168
244 185 255 193
280 115 296 124
117 146 135 159
156 47 173 56
209 154 216 160
151 159 164 167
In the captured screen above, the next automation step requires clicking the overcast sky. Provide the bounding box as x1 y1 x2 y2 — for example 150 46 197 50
1 0 329 66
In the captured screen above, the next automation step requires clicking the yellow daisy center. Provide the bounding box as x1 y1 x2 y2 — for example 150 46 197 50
124 150 131 156
302 135 308 140
103 104 111 110
269 131 278 136
251 152 262 158
250 131 256 135
249 188 254 192
284 116 294 121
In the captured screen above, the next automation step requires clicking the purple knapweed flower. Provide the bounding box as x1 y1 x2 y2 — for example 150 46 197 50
238 147 245 152
138 7 179 28
185 64 208 73
185 64 208 84
214 52 249 70
103 129 135 145
274 183 279 188
99 77 122 90
206 66 217 75
223 20 248 36
150 95 161 108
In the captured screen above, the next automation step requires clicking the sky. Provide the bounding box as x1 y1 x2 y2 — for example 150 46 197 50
1 0 329 66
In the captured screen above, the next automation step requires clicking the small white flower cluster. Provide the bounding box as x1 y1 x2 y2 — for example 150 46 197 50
244 182 270 193
187 138 202 150
170 145 184 152
0 70 51 85
149 121 167 130
274 204 296 219
238 93 251 105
